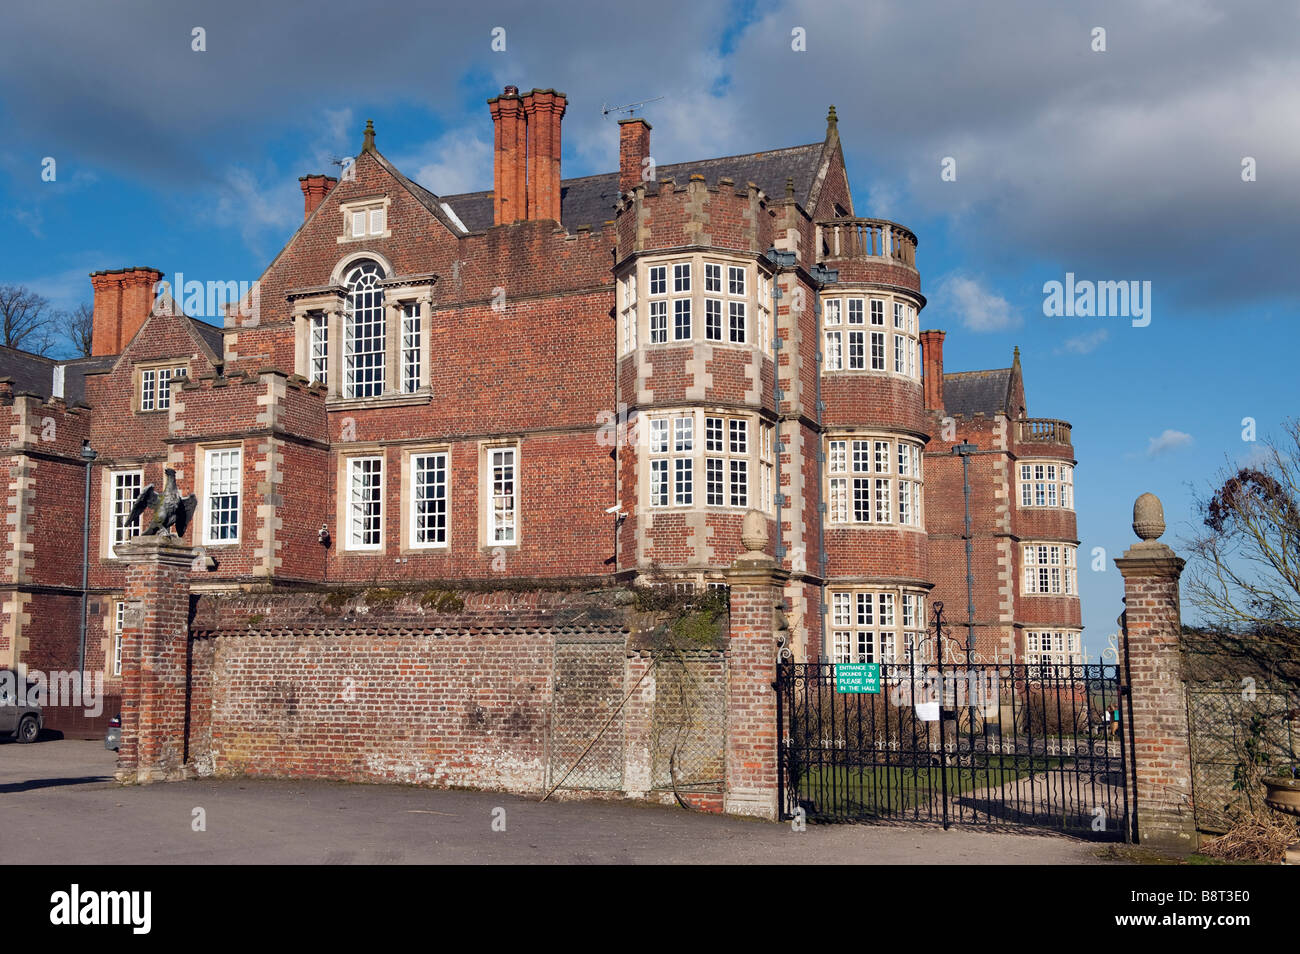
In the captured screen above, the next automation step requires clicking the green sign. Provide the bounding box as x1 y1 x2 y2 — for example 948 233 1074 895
835 663 881 694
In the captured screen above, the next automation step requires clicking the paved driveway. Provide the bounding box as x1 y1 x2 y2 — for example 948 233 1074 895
0 739 1121 865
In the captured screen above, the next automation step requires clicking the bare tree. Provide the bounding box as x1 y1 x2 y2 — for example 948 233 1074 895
1184 418 1300 681
0 284 57 355
60 302 95 357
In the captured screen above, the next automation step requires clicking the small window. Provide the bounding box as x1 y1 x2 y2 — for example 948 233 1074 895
352 211 367 237
112 600 125 677
728 266 746 296
369 208 385 235
673 299 692 340
704 263 722 293
705 298 723 341
649 265 667 296
649 301 667 344
673 263 691 293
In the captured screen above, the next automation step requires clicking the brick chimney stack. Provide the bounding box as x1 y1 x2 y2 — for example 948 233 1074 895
298 174 338 219
90 267 164 356
489 86 527 225
920 329 946 412
522 88 566 223
618 118 651 194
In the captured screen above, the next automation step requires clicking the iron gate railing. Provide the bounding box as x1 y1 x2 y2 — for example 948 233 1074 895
777 658 1131 839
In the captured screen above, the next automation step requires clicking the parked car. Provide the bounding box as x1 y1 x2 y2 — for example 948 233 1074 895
105 713 121 752
0 669 42 743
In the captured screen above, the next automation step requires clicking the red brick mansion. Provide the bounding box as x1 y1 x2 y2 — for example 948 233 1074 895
0 85 1082 719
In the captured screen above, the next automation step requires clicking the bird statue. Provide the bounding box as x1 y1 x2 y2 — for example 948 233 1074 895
126 468 198 539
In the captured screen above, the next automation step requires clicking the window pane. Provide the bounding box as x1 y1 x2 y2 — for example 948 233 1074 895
344 260 386 398
412 453 447 545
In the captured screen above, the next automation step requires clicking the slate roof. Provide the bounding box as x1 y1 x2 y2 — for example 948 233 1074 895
0 345 115 406
440 142 826 233
943 368 1013 417
188 317 225 359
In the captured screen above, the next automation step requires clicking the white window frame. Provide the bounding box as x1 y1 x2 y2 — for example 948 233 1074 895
401 302 422 394
487 445 518 546
202 446 242 545
346 456 384 551
110 469 144 556
410 451 449 548
1018 461 1075 511
139 364 186 413
112 599 125 677
827 435 923 528
343 261 386 398
310 313 329 385
829 588 924 665
1022 542 1078 595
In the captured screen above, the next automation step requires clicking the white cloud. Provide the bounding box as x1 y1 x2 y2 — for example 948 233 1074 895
1055 328 1109 355
933 274 1021 332
1146 429 1193 456
400 132 494 197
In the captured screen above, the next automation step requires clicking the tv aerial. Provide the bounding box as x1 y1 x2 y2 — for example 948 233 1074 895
601 96 664 119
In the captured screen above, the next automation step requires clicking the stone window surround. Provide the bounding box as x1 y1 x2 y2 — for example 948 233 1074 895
1023 628 1083 667
134 359 189 414
335 448 386 553
824 429 926 531
1017 458 1075 511
399 443 452 553
478 440 521 550
290 264 435 407
821 289 921 381
1021 540 1079 596
100 467 144 559
617 250 773 357
640 407 775 516
336 194 393 243
827 585 929 665
194 440 244 548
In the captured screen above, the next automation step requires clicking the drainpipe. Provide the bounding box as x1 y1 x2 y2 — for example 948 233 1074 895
764 249 796 569
952 441 977 664
809 263 839 663
78 440 98 672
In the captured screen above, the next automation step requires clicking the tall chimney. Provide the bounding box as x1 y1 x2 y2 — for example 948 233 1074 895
618 118 651 194
90 267 163 356
521 88 566 223
489 86 527 225
920 329 946 412
298 174 338 219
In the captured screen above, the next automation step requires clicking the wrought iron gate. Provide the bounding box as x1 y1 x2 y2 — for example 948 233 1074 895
778 610 1131 839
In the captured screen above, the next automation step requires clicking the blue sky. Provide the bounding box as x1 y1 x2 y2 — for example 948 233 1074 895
2 0 1296 658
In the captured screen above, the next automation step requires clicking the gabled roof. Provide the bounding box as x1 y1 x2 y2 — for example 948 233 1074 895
943 368 1014 417
439 142 826 233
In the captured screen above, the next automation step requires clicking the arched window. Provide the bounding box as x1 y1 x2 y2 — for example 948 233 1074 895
344 259 386 398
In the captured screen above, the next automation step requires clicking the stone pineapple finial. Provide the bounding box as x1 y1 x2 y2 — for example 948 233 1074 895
1133 492 1165 541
